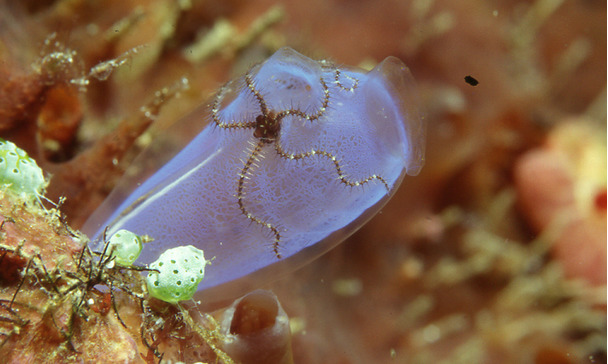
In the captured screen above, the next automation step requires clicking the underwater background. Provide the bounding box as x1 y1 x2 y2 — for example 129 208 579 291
0 0 605 363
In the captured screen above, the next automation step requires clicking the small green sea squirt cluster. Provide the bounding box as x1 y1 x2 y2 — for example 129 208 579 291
107 229 143 266
146 245 210 303
0 138 47 202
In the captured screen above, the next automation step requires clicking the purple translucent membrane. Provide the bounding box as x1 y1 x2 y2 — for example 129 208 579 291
83 47 425 302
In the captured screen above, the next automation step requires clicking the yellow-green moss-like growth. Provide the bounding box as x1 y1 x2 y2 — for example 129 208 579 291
0 139 47 202
146 245 210 303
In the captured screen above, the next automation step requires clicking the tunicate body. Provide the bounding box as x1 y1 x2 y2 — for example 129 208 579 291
107 229 143 266
83 47 425 302
146 245 210 303
0 138 47 202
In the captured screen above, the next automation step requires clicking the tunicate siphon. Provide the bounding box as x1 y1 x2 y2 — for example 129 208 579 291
83 47 425 302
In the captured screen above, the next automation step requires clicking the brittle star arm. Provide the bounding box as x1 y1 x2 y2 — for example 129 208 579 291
274 142 390 191
244 68 331 123
211 81 257 129
333 68 359 92
236 140 283 259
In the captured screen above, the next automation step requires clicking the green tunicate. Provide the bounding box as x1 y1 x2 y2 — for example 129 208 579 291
107 229 143 266
0 138 47 202
146 245 210 303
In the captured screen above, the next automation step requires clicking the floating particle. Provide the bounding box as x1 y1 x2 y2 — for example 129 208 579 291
464 75 479 86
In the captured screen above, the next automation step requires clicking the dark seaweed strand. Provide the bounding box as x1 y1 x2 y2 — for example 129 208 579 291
236 140 282 258
274 142 390 191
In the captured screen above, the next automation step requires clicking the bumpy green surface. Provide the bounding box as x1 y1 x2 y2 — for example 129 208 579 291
107 229 143 265
146 245 209 303
0 139 47 201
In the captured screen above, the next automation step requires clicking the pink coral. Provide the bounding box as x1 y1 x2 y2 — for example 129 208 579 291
515 120 607 285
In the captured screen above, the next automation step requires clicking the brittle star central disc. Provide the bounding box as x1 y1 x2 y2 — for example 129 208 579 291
212 64 389 259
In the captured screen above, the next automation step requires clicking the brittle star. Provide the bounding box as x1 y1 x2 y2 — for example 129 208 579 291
211 65 389 259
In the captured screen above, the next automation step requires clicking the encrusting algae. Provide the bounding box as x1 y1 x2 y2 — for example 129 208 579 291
0 186 238 363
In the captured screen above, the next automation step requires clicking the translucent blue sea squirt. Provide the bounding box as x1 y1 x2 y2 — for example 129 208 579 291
84 47 425 300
